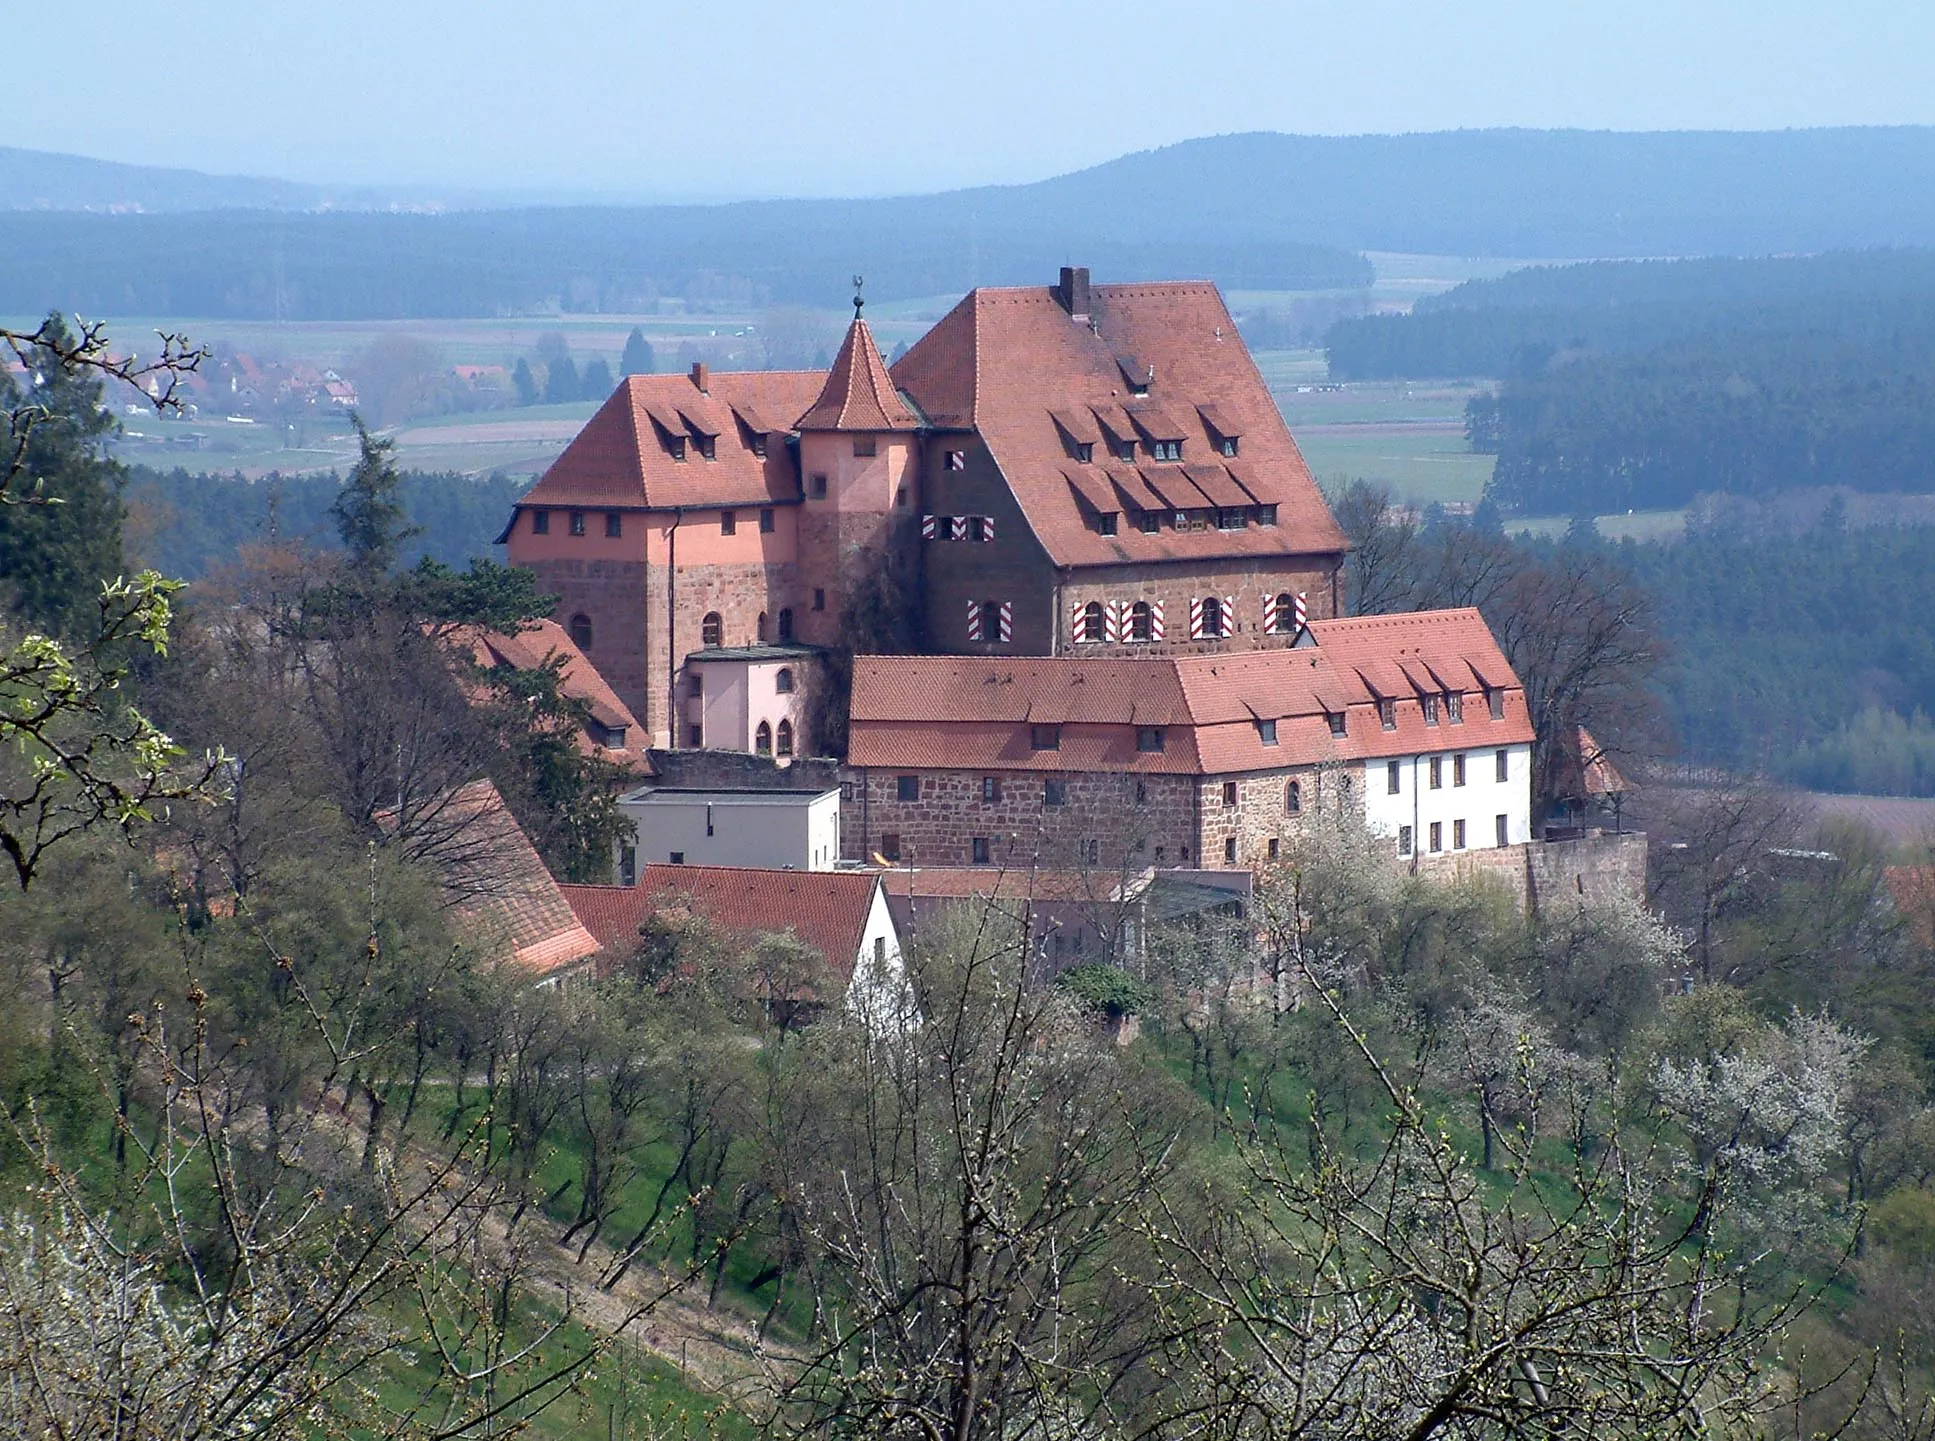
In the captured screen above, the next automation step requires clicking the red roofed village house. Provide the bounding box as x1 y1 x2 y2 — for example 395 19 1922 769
841 611 1536 874
501 268 1347 750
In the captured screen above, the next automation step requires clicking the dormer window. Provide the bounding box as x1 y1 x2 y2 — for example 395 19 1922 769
1139 511 1162 534
1257 719 1278 746
1152 440 1182 462
1422 694 1439 726
1136 726 1166 753
1074 441 1094 463
1327 710 1347 737
1115 439 1137 462
1220 437 1239 458
1378 698 1397 730
752 435 768 459
1098 513 1117 536
697 435 716 460
1030 724 1061 751
1256 504 1277 527
1447 692 1464 723
668 435 687 461
1218 508 1246 530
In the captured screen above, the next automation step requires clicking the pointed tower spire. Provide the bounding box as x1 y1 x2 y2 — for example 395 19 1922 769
795 284 918 432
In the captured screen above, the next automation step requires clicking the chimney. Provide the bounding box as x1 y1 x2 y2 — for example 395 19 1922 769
690 361 709 393
1057 266 1091 320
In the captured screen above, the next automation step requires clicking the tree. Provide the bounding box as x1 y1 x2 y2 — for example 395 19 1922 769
543 354 581 405
350 333 447 427
330 419 421 574
580 356 614 399
620 327 655 377
511 358 539 407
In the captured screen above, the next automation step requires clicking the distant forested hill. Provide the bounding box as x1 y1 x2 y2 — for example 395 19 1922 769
11 127 1935 317
128 468 526 579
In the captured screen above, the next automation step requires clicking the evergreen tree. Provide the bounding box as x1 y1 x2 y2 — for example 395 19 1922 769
543 355 580 404
0 314 127 642
619 327 655 377
580 357 614 399
511 357 539 407
330 418 420 574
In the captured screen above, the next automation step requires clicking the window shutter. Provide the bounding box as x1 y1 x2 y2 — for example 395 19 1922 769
1105 600 1123 643
950 516 968 540
1069 600 1090 640
1149 601 1165 641
997 602 1013 642
981 516 995 542
1189 596 1206 639
1261 594 1278 632
966 600 983 641
1223 595 1237 636
921 514 937 540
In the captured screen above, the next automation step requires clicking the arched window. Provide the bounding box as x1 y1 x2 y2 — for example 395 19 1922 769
1200 595 1224 638
777 607 794 642
1077 600 1105 643
756 611 770 643
1271 592 1298 634
701 612 723 647
568 612 593 651
775 667 794 694
755 721 772 755
1286 779 1302 814
1129 601 1153 642
775 719 794 758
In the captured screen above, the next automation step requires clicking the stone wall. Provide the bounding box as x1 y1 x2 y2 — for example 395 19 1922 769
841 766 1199 868
1413 829 1647 912
640 750 841 793
1059 555 1344 656
520 556 651 729
1195 765 1358 869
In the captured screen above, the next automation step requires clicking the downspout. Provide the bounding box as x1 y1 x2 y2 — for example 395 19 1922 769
666 506 683 746
1053 569 1067 656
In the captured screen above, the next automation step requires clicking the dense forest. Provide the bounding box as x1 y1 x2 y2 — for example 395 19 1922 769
126 465 526 579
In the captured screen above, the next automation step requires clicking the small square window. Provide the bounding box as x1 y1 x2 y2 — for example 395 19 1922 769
1387 759 1401 794
971 836 991 864
1267 836 1280 860
1454 819 1467 850
604 511 623 538
1222 780 1238 806
569 511 586 536
896 774 920 802
759 508 775 533
1496 813 1510 846
669 851 685 864
1137 726 1166 753
1429 822 1442 853
809 473 828 499
1074 441 1094 463
853 436 877 457
812 588 826 612
1043 779 1067 806
880 834 902 862
531 508 550 534
981 776 1002 803
1223 836 1238 864
1398 825 1414 856
1140 511 1162 534
720 510 737 535
1258 719 1278 746
1378 699 1396 730
1030 724 1061 751
1453 753 1466 787
1221 437 1239 458
1099 513 1118 536
946 450 966 470
1328 711 1348 737
1496 748 1510 782
1429 756 1443 790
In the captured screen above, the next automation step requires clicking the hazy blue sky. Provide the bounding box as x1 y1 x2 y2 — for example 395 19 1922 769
13 1 1934 199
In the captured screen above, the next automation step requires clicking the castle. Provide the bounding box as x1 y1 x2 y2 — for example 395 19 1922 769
500 268 1348 751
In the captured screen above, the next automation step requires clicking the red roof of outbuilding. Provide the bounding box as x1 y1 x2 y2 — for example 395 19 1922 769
518 370 824 513
796 316 918 432
448 619 646 769
561 866 883 983
890 281 1348 570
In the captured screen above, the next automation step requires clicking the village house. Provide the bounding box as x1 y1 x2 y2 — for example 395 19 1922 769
840 609 1536 873
452 617 648 771
498 268 1348 748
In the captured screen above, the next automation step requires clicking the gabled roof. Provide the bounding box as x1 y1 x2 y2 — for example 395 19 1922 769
449 619 646 769
435 780 602 975
560 866 884 984
517 369 824 513
796 316 918 432
890 281 1348 569
847 609 1534 775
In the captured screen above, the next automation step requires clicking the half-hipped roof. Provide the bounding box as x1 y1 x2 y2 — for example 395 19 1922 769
847 609 1535 775
890 281 1348 569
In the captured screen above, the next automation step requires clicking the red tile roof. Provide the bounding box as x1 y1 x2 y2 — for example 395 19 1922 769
435 779 602 975
448 619 646 769
847 609 1534 775
891 281 1348 570
518 370 824 512
561 865 883 983
795 317 918 432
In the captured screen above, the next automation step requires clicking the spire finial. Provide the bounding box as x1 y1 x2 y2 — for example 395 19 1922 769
851 273 865 319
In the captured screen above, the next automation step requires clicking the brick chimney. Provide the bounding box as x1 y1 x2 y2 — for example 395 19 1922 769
1057 266 1091 320
690 361 709 393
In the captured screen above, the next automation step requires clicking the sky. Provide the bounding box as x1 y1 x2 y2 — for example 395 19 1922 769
12 0 1935 200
